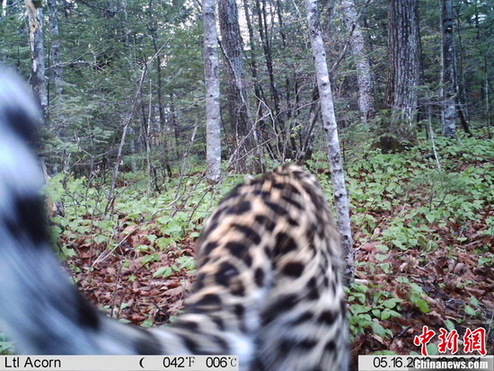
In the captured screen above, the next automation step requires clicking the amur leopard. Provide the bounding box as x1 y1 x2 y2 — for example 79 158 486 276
0 70 348 370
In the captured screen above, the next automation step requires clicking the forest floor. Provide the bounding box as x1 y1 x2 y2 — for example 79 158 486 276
68 136 494 363
2 136 492 366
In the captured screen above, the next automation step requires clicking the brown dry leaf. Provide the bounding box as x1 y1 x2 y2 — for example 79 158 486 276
166 286 185 298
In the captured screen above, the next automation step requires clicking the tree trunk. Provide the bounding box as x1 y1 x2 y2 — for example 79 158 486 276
242 0 268 156
386 0 420 134
254 0 283 136
454 8 470 125
440 0 457 138
170 93 180 160
147 0 172 179
25 0 48 120
219 0 259 172
305 0 354 283
485 57 492 129
147 0 165 132
106 66 149 214
340 0 376 125
203 0 221 182
47 0 63 96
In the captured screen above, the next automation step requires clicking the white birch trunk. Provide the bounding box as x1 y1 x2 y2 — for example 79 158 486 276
203 0 222 182
25 0 48 119
47 0 63 96
441 0 457 138
2 0 7 17
305 0 354 281
340 0 376 124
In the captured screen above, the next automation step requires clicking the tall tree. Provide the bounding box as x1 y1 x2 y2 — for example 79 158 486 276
242 0 267 147
218 0 258 172
203 0 221 182
146 0 165 132
47 0 63 96
440 0 472 138
440 0 457 138
305 0 354 282
340 0 376 125
254 0 283 138
25 0 47 119
386 0 420 133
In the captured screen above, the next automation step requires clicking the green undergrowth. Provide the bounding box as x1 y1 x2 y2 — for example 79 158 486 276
45 171 245 262
1 136 492 355
338 136 493 354
47 136 492 262
48 136 493 344
0 333 14 355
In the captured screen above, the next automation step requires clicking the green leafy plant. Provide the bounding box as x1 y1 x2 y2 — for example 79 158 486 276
0 332 14 355
153 256 196 278
409 284 431 314
347 283 403 339
464 297 481 317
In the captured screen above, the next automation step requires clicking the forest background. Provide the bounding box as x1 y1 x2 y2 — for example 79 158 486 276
0 0 493 362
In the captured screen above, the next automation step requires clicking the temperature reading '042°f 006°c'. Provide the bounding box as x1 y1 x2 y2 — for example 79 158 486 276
161 356 238 370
